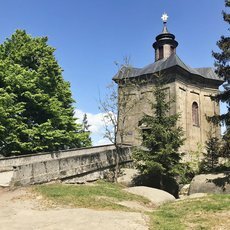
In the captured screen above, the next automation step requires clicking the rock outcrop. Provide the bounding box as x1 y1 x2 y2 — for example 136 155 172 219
189 173 230 195
124 186 175 206
117 168 139 187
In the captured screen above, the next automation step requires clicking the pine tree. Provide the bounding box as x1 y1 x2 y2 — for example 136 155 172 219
82 113 90 132
0 30 91 156
133 76 185 189
81 113 92 146
200 132 221 173
211 0 230 159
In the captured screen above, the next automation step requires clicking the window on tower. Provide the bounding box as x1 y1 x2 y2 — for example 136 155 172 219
192 102 199 126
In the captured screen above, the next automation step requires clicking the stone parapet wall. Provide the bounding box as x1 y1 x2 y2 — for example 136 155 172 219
1 145 133 186
0 145 116 168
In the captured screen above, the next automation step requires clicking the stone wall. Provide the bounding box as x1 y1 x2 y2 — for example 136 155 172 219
175 78 220 155
117 80 177 147
117 74 221 157
0 145 116 168
0 145 133 186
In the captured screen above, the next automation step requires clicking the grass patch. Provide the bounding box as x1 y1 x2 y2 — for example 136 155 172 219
34 180 150 211
34 182 230 229
149 194 230 230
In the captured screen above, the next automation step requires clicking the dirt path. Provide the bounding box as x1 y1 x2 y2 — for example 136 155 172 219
0 187 149 230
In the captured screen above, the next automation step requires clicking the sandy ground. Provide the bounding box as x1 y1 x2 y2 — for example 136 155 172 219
0 187 149 230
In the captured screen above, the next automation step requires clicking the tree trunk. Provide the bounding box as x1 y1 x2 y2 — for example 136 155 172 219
114 145 120 182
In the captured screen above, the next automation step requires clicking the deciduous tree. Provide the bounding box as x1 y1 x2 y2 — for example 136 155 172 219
0 30 91 156
99 59 138 181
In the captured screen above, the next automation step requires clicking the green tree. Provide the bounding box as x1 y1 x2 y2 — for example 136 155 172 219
133 76 185 190
199 131 221 173
99 58 139 181
0 30 91 156
82 113 90 132
211 0 230 159
81 113 92 146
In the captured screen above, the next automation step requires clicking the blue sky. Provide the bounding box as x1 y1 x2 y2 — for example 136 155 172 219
0 0 228 145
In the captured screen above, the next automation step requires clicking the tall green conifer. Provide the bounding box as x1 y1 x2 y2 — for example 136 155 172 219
211 0 230 158
133 76 184 189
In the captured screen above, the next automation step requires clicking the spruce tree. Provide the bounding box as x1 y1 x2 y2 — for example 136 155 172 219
82 113 90 132
133 76 184 189
0 30 91 156
200 133 221 173
211 0 230 158
81 113 92 146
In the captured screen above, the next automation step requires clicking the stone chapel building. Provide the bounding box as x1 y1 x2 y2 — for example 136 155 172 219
113 14 223 155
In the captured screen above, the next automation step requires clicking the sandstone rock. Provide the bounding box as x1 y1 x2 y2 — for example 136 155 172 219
117 168 139 187
179 184 190 196
124 186 175 206
189 173 230 195
179 192 207 200
0 170 14 187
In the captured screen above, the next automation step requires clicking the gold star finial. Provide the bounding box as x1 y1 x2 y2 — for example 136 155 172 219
161 13 168 23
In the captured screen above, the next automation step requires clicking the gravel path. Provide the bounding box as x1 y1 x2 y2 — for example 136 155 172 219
0 187 149 230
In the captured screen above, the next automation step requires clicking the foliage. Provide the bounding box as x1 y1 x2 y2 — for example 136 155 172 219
82 113 90 132
80 113 92 146
210 0 230 159
99 58 139 181
99 58 138 145
221 130 230 158
199 131 221 173
175 162 195 184
35 182 230 229
0 30 91 156
35 180 149 211
188 142 204 173
99 81 118 144
81 114 92 146
149 194 230 230
133 75 185 189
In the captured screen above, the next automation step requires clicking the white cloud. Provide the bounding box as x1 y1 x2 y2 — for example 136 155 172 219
74 109 113 146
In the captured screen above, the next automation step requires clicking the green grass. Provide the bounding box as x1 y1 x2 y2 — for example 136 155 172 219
35 182 230 229
34 180 149 211
149 194 230 230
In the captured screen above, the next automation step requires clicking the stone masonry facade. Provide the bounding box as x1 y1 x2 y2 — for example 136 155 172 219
113 15 223 157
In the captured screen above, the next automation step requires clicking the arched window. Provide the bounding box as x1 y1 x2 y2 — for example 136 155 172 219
192 102 199 126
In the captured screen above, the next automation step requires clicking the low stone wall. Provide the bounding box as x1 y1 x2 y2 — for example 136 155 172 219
5 145 132 186
0 145 116 168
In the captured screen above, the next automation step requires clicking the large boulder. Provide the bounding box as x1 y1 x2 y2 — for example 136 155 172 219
189 173 230 195
117 168 139 187
124 186 175 206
